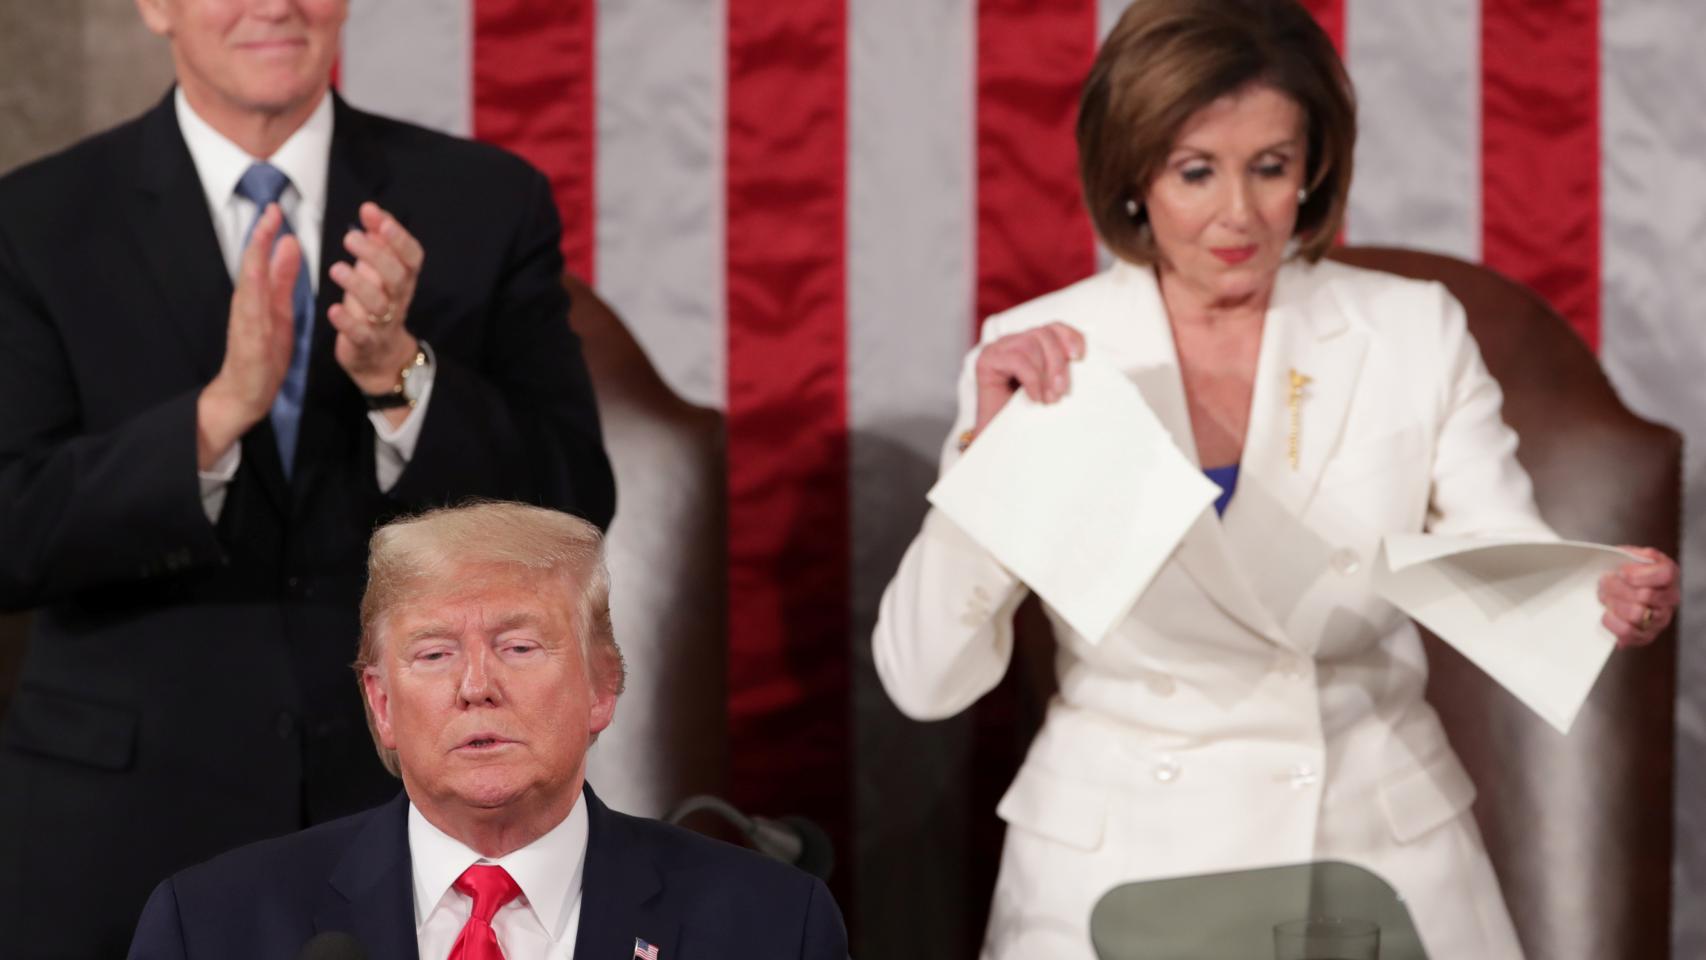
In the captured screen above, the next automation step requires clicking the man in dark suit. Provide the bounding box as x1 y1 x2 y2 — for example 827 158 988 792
127 503 848 959
0 3 614 954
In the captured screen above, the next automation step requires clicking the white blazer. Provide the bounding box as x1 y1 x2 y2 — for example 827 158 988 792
872 258 1553 960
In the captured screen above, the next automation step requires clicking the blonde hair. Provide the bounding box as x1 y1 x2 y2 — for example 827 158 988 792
1078 0 1355 265
353 500 625 777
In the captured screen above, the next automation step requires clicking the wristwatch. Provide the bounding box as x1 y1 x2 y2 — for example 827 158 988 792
363 346 430 411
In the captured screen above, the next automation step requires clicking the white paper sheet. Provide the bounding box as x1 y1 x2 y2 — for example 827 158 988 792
927 359 1221 644
1374 534 1637 734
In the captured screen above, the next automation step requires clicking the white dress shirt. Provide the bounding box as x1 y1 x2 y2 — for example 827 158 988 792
174 89 434 521
408 799 588 960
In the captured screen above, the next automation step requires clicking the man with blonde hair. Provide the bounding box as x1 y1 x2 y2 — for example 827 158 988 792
128 502 846 959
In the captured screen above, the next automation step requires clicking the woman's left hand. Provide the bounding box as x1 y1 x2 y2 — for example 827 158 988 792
1598 547 1681 648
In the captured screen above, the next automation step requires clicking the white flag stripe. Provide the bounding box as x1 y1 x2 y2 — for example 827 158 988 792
1600 3 1706 950
596 0 727 410
339 0 472 138
1093 1 1133 272
1097 0 1134 41
1342 0 1480 258
847 0 974 472
847 0 976 628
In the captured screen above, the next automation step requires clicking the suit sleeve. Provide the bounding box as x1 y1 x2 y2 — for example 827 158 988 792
870 325 1027 722
385 166 616 529
0 216 223 609
126 879 190 960
1422 285 1556 540
797 877 849 959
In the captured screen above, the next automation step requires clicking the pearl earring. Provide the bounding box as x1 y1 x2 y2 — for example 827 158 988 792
1297 187 1308 204
1125 197 1140 218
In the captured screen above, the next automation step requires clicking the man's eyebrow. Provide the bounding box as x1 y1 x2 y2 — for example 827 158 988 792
399 623 456 646
399 612 544 645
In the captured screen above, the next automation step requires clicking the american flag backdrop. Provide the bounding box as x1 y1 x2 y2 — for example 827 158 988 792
338 0 1704 952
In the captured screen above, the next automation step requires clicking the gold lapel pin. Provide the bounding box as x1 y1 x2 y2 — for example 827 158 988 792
1287 368 1313 471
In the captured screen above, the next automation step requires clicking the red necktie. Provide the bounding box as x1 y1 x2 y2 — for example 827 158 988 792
447 864 523 960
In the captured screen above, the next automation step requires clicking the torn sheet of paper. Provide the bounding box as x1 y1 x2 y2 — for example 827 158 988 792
927 358 1220 644
1375 534 1637 734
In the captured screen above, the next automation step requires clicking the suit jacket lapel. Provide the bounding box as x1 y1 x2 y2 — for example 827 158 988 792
317 793 419 960
575 784 680 960
1222 262 1369 645
131 93 229 383
1235 262 1367 518
291 95 393 508
132 91 292 513
1091 263 1287 645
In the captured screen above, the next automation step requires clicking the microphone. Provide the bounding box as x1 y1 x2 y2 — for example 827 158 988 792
668 795 835 881
296 932 368 960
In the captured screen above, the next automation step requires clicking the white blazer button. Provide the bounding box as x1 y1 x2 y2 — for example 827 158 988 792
1330 549 1362 575
1153 759 1180 783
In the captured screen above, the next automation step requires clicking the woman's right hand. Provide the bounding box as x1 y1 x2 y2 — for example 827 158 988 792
971 322 1087 437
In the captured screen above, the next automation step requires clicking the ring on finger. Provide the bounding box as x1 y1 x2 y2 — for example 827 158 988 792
373 305 396 326
1640 606 1655 631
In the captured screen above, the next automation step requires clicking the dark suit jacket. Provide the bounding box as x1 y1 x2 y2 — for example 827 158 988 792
0 91 615 958
127 785 848 960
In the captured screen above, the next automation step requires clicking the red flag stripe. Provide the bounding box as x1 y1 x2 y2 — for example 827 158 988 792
472 0 597 281
724 0 851 864
1481 0 1601 349
1298 0 1346 53
975 0 1099 328
1298 0 1345 246
967 0 1099 937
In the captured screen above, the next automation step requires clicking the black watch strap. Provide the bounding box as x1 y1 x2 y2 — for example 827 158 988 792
362 390 411 411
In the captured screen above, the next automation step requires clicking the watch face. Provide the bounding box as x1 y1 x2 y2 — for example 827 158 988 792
400 352 429 403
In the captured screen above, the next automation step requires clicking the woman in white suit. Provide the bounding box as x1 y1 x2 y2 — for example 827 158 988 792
871 1 1680 957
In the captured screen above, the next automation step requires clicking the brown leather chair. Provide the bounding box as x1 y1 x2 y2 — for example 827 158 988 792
566 277 729 819
1329 246 1679 960
999 247 1680 959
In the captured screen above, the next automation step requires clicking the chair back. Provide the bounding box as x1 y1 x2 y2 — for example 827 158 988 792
567 277 729 819
1327 246 1679 960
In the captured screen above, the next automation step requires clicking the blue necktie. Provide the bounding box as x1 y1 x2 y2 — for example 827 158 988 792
235 162 314 478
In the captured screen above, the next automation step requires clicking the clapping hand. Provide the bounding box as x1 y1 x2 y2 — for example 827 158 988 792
328 201 424 405
196 203 299 469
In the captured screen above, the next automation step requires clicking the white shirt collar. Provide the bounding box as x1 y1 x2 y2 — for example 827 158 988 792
407 793 590 939
173 86 334 219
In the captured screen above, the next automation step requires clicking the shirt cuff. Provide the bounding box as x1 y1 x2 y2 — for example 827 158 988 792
197 444 241 524
368 343 436 492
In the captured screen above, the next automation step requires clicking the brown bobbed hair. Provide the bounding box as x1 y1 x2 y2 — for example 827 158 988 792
353 500 626 778
1079 0 1356 265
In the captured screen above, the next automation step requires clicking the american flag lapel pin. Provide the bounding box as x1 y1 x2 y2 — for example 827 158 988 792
633 937 661 960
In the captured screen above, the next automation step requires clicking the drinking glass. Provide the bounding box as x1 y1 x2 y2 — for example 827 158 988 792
1273 917 1380 960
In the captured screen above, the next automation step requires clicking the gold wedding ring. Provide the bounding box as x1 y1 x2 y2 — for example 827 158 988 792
1640 606 1655 631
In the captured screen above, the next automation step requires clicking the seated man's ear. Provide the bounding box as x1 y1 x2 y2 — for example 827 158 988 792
589 686 617 737
363 669 399 750
135 0 176 37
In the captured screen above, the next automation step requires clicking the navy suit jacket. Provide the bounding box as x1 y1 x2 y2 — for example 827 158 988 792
127 785 849 960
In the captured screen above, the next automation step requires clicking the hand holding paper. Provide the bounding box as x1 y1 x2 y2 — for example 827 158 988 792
928 357 1220 645
1373 534 1640 734
1596 545 1681 646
